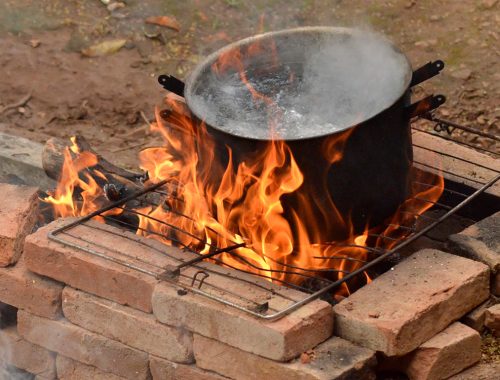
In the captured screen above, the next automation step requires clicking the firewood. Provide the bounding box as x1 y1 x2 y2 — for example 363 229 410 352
41 136 167 210
42 135 145 184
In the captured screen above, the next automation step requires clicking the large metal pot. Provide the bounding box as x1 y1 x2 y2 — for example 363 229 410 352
159 27 445 238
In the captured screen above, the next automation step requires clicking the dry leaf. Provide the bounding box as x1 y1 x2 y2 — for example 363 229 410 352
29 39 41 48
81 39 127 57
145 16 181 32
300 350 315 364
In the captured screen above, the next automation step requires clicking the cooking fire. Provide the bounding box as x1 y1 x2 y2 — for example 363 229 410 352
43 27 445 299
0 8 499 378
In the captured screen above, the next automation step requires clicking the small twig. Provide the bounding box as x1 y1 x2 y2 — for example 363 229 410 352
111 141 148 153
140 110 152 127
0 91 33 115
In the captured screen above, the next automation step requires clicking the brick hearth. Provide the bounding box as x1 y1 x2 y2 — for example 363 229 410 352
0 182 498 379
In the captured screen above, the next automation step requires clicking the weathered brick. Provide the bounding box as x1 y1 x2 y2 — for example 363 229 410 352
56 355 126 380
461 300 490 332
334 249 489 356
150 356 229 380
62 287 193 363
485 304 500 337
153 281 333 361
0 183 39 266
381 322 481 380
0 256 63 319
17 310 150 380
24 218 165 312
447 211 499 275
0 325 56 379
193 334 376 380
412 131 500 197
448 362 500 380
26 218 333 362
448 211 500 296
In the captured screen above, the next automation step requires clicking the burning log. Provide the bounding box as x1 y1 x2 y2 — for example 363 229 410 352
42 136 146 187
41 135 161 224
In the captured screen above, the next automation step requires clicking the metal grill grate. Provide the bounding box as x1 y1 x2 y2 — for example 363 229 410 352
48 115 500 320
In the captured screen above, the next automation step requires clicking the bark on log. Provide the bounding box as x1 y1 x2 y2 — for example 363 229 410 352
42 136 145 183
41 136 164 207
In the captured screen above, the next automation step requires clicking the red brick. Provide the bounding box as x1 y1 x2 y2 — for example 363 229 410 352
407 323 481 380
0 183 39 266
26 218 333 362
334 249 489 356
485 304 500 337
150 356 229 380
412 131 500 197
0 256 63 319
193 335 376 380
24 218 168 313
62 287 193 363
0 325 56 378
461 300 490 332
56 355 126 380
381 322 481 380
447 211 500 296
153 280 333 361
448 362 500 380
17 310 150 380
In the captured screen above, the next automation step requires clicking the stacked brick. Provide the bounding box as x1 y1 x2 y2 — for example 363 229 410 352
0 182 497 379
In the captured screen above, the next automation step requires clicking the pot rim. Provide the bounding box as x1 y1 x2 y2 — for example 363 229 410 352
184 26 413 142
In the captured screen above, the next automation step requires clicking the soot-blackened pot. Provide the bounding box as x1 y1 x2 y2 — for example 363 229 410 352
160 27 445 237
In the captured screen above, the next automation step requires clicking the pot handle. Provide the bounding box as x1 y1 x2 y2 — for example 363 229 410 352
410 60 445 87
158 75 185 97
405 94 446 118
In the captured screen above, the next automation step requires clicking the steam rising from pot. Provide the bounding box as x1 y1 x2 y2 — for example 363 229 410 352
188 27 411 140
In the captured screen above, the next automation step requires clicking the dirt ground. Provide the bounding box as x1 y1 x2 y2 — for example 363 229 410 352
0 0 498 171
0 0 499 373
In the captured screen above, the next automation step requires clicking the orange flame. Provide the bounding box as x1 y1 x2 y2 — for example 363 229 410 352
44 38 444 295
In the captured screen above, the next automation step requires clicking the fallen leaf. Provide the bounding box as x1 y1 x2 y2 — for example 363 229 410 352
81 39 127 57
107 2 126 12
450 68 473 80
145 16 181 32
300 352 311 364
29 39 41 48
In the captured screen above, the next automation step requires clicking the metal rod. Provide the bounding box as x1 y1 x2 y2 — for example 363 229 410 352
252 172 499 320
412 143 500 173
422 114 500 142
413 161 487 185
163 242 246 278
50 179 171 236
412 127 498 156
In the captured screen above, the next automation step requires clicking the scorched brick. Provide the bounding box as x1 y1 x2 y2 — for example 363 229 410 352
17 310 150 380
62 287 194 363
0 256 63 319
333 249 489 356
193 334 377 380
0 183 39 267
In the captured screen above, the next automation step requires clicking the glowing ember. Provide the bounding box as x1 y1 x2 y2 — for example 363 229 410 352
43 38 444 296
